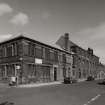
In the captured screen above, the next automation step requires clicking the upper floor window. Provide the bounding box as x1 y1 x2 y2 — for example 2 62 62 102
29 43 35 57
50 50 55 61
45 48 50 60
0 47 3 57
35 45 42 58
66 54 72 64
7 45 13 57
23 41 29 56
71 46 77 53
59 53 63 63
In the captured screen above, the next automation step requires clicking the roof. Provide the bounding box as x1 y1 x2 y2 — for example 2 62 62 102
0 34 73 55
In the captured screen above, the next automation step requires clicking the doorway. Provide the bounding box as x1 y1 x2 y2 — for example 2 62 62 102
54 67 57 81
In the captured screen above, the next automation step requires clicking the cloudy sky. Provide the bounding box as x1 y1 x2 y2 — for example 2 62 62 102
0 0 105 63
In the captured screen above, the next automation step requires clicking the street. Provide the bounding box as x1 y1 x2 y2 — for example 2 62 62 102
0 80 105 105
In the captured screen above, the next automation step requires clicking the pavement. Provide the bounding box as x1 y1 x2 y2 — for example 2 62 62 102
17 79 86 88
17 81 62 88
0 80 105 105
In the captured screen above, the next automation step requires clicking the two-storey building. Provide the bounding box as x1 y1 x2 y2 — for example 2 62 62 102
0 35 73 84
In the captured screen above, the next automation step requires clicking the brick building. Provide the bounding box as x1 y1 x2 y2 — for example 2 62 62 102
0 35 73 84
56 33 99 80
97 63 105 79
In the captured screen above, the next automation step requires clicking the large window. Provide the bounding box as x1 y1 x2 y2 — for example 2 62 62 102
7 45 12 57
50 50 55 61
17 42 23 56
29 44 34 56
62 54 66 63
36 65 50 82
0 65 5 77
7 65 15 77
0 47 3 57
35 45 42 58
23 41 29 56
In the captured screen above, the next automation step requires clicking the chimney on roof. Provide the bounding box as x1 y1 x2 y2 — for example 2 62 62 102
88 48 93 55
64 33 69 51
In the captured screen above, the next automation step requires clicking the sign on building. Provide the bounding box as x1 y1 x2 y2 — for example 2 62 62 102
15 65 20 69
35 58 42 64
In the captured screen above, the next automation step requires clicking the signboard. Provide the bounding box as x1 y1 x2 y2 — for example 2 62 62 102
35 58 42 64
15 65 20 69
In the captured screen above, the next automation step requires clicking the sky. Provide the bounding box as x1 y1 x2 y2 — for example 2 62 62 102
0 0 105 63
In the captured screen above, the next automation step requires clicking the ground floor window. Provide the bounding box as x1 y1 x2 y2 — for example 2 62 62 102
7 64 15 77
35 65 50 82
23 64 51 83
0 65 5 78
63 67 66 77
0 64 21 78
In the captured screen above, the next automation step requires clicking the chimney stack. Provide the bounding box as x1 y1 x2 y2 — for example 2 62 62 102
64 33 69 51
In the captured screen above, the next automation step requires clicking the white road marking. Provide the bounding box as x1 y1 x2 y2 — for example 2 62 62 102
83 94 101 105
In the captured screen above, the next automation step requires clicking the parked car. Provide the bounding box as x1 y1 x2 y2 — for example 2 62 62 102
64 77 77 84
98 79 105 85
87 76 94 81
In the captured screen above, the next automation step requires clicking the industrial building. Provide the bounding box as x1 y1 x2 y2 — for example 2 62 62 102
0 35 73 84
0 33 101 84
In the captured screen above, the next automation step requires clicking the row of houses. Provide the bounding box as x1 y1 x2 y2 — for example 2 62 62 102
0 33 104 84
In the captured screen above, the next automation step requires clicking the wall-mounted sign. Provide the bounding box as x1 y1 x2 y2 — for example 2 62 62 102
35 58 42 64
15 65 20 69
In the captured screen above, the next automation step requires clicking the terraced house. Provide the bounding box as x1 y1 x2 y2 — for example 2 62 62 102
0 35 73 84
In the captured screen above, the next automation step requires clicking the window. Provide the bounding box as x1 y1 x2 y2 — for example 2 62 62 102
79 69 81 78
66 54 72 64
7 65 15 76
54 51 58 62
0 47 3 57
62 54 66 63
59 53 63 63
23 41 29 56
71 46 77 53
35 65 50 82
29 43 34 56
35 45 42 58
45 48 50 60
72 70 75 76
17 42 23 56
7 45 12 57
50 50 55 61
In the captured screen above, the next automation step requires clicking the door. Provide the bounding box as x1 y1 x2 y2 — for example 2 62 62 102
54 67 57 81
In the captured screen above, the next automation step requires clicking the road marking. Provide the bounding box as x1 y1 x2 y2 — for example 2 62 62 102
83 94 101 105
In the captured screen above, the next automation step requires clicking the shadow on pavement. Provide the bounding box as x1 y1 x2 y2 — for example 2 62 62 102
97 82 105 85
0 101 14 105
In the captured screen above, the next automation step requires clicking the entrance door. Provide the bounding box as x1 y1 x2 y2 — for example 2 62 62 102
54 67 57 81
